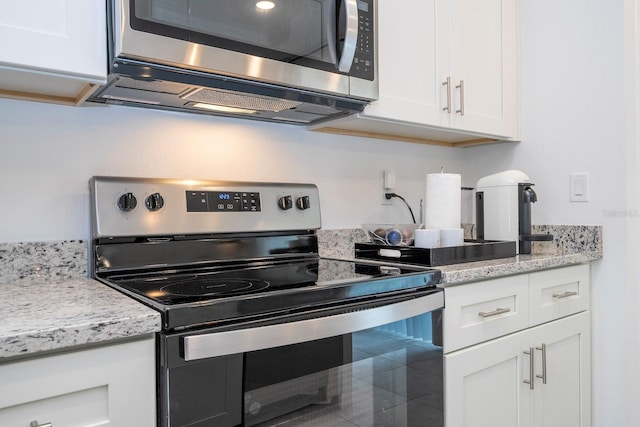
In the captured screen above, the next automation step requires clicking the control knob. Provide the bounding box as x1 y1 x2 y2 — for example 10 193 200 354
278 195 293 210
117 192 137 212
296 196 311 210
145 193 165 211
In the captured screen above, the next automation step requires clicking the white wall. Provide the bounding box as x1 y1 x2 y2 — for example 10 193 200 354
0 0 635 424
0 99 464 242
624 0 640 420
463 0 635 424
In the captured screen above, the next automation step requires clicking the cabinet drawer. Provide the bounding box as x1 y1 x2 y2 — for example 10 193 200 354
443 274 530 353
530 264 590 326
0 385 108 427
0 337 156 427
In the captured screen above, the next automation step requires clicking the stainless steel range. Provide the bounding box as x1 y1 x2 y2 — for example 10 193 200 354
90 177 444 427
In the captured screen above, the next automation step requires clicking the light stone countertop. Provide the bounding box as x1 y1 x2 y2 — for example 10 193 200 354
0 225 601 360
0 278 161 360
435 251 600 286
317 225 603 285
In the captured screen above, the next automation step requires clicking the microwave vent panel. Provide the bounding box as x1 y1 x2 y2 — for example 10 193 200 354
114 77 192 95
183 87 302 112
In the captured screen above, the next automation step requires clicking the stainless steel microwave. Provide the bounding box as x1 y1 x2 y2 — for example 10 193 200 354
90 0 378 125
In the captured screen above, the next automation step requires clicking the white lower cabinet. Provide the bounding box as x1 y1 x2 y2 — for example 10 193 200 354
443 264 591 427
445 326 530 426
0 336 156 427
445 311 590 427
529 313 591 427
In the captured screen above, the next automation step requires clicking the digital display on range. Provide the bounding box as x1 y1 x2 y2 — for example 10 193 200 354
186 191 261 212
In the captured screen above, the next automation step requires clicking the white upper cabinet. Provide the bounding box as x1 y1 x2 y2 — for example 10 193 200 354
448 0 518 137
363 0 448 127
313 0 519 146
0 0 107 105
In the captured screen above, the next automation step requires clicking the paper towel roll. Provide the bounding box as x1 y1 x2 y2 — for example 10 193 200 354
425 173 461 229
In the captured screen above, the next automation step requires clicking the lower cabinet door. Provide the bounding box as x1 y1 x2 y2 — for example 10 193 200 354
530 312 591 427
444 329 531 427
0 337 156 427
444 312 591 427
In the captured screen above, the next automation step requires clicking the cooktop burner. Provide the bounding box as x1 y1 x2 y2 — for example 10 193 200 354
160 278 271 297
108 259 322 305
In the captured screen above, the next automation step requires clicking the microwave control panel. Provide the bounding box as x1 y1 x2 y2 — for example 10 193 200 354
352 0 375 81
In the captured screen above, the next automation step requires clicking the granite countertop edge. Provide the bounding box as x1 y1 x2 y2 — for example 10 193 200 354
0 278 161 361
438 251 602 286
0 249 602 360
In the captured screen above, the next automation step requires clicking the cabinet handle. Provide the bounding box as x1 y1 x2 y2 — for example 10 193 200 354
552 290 578 299
478 307 511 318
536 343 548 384
30 422 52 427
523 347 535 390
456 80 465 115
442 77 452 113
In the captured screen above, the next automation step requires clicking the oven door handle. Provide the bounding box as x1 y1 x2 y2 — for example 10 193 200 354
183 291 444 361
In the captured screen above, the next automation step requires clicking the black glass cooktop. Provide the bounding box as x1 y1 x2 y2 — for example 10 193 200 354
110 261 316 305
100 258 442 330
106 259 432 304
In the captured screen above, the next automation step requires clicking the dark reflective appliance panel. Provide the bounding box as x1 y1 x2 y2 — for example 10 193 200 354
132 0 342 70
162 310 444 427
106 258 429 305
243 311 444 426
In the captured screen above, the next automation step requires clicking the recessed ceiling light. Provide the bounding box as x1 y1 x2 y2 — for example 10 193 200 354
256 1 275 10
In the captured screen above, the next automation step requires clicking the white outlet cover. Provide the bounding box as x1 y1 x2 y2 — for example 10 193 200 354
570 172 589 202
384 169 396 190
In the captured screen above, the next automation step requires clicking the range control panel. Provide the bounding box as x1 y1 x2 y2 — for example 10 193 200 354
90 177 321 238
186 191 262 212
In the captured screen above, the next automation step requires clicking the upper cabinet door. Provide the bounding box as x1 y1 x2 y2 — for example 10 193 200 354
448 0 518 137
311 0 519 146
364 0 449 127
0 0 107 104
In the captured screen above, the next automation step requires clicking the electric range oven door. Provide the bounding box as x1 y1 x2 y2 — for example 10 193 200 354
159 289 444 427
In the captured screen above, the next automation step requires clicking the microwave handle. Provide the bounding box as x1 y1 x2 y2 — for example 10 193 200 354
338 0 359 72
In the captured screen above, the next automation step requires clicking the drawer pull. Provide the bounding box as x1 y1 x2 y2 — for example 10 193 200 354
552 291 578 299
30 422 52 427
478 307 511 318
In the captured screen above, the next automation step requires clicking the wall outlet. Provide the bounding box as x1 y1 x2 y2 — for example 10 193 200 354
570 172 589 202
382 169 395 205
